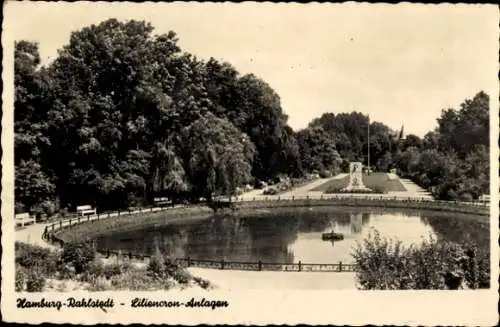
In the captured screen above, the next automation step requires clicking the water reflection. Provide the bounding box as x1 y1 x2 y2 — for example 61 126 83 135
96 209 489 264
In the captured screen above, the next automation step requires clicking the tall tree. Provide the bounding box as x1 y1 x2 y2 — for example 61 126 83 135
296 126 342 174
181 113 256 201
14 41 55 213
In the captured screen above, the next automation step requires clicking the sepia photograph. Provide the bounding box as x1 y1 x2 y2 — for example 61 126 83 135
2 2 499 325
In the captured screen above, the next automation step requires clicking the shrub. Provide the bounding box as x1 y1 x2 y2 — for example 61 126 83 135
61 241 96 274
86 276 111 291
459 193 473 202
110 269 160 291
325 187 381 194
147 246 166 277
318 170 332 178
15 266 27 291
33 200 58 219
80 260 105 282
372 186 386 194
103 262 132 279
352 230 489 290
171 268 191 284
15 202 26 215
193 276 213 289
56 263 76 280
15 242 59 277
26 271 46 292
263 188 278 195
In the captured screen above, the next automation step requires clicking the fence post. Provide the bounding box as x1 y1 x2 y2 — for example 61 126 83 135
298 261 302 272
87 215 90 222
106 250 110 258
52 224 55 232
129 252 132 260
258 260 262 271
59 221 62 229
220 259 225 270
339 261 343 272
187 257 191 267
78 216 81 224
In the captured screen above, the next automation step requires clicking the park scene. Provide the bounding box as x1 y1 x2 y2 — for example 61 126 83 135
13 12 491 292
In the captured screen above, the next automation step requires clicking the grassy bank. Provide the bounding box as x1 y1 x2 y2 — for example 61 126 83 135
234 199 489 217
54 206 214 243
312 173 407 193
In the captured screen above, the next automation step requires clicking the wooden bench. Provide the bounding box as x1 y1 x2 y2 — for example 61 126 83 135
15 212 36 227
76 205 96 216
478 195 490 203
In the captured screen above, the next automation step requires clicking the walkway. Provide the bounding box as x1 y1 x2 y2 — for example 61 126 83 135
392 178 434 200
186 268 356 290
15 221 56 249
279 175 346 198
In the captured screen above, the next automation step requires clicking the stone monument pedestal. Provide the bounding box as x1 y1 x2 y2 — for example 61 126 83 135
341 162 372 192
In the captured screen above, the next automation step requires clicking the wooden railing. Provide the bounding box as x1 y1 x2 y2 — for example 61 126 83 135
74 248 357 273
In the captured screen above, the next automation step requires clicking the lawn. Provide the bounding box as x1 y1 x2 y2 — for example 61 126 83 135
311 173 407 193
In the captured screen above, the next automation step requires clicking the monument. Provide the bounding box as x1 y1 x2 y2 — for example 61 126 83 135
342 162 372 192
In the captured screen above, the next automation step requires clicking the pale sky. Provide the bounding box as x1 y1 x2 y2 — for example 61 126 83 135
4 2 499 137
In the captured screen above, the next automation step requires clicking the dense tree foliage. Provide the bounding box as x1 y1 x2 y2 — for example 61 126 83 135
393 92 490 200
14 19 297 213
15 19 490 214
299 112 400 173
295 126 341 174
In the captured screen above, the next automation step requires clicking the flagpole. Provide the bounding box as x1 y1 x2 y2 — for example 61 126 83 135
367 115 370 173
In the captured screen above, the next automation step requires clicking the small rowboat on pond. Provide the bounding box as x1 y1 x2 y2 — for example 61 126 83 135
321 232 344 241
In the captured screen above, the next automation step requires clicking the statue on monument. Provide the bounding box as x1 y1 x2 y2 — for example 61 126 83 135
342 162 372 192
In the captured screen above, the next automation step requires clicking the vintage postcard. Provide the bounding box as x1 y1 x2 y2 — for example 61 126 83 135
2 2 499 325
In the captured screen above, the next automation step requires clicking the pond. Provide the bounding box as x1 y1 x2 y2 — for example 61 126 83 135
95 206 489 264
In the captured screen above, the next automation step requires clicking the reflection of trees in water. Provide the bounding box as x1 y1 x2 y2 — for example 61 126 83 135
423 215 489 253
184 215 253 261
362 213 370 225
245 213 299 263
297 212 336 232
177 211 376 262
350 213 363 234
157 228 189 258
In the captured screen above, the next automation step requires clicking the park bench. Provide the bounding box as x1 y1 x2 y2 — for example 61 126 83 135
15 212 35 228
478 194 490 203
76 205 96 216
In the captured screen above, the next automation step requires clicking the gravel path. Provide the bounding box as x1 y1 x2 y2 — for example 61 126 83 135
15 222 56 249
187 268 357 290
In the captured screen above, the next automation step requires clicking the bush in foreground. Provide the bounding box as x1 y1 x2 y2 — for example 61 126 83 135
61 241 96 274
15 242 212 292
352 230 489 290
